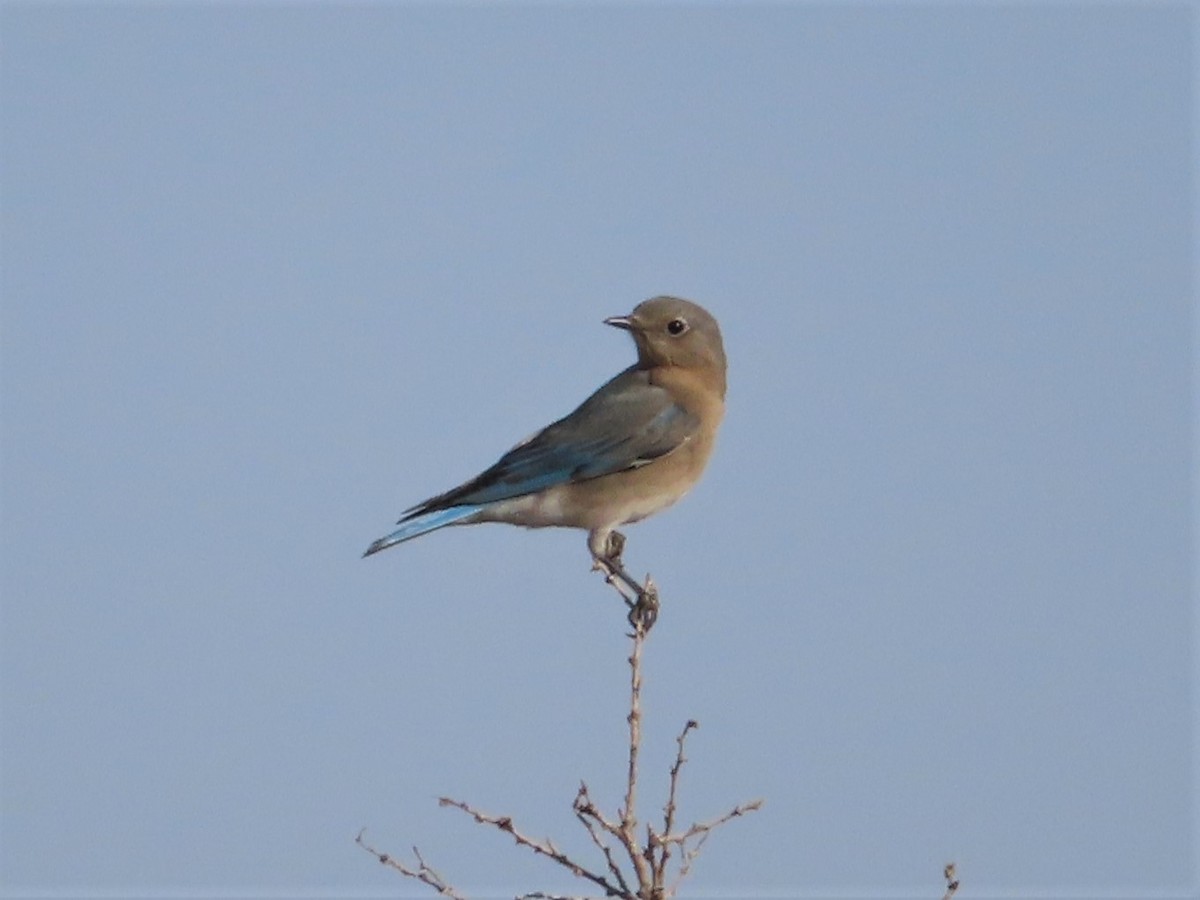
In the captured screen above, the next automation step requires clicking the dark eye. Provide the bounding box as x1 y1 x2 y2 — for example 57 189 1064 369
666 318 689 336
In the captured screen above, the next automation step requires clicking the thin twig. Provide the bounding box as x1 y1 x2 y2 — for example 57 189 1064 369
664 797 765 846
438 796 626 898
573 782 633 897
663 720 698 836
652 719 699 885
664 799 765 895
355 829 466 900
672 828 708 891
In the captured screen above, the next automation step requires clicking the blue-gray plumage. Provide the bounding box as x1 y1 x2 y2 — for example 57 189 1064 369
363 296 726 598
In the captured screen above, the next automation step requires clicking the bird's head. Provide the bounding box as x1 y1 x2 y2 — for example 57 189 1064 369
605 296 726 387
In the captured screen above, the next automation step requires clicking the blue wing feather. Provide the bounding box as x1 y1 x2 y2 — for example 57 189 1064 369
400 366 697 518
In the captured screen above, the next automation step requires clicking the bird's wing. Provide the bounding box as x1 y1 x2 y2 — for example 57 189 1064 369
401 368 698 517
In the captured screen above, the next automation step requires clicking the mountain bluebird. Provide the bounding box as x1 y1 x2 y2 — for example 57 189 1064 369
363 295 726 625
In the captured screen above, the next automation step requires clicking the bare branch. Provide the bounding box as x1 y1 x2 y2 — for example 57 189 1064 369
652 719 699 886
364 554 762 900
613 612 656 893
573 781 622 835
438 796 628 899
355 829 466 900
665 797 765 846
573 783 632 896
663 798 764 895
663 719 698 836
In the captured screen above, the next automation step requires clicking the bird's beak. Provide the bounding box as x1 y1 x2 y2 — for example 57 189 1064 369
604 314 635 331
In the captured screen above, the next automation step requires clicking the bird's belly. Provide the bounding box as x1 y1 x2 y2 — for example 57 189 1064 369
477 489 575 529
475 474 689 532
598 487 681 525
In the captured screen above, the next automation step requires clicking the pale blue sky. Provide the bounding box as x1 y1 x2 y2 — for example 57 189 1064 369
1 3 1195 898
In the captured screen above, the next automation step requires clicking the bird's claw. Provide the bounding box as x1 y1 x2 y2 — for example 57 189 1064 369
627 578 659 634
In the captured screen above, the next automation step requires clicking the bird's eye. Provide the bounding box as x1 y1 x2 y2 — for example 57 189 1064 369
666 318 689 336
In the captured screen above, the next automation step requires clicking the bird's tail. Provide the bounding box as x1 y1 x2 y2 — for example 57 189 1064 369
362 505 483 557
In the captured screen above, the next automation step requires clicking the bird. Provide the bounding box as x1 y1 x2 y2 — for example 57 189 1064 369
363 295 726 625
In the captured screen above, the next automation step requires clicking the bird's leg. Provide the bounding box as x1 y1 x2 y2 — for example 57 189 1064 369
593 530 641 597
591 530 660 633
603 530 627 566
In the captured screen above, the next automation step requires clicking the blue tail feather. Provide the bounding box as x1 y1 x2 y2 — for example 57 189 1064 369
362 505 483 557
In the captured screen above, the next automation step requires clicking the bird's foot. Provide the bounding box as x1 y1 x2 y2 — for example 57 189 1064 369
627 578 659 634
591 531 658 634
